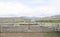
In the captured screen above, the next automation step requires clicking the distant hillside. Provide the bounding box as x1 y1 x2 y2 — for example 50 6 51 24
40 15 60 19
50 15 60 18
0 17 32 23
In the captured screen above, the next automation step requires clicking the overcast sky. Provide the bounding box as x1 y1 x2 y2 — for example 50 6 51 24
0 0 60 17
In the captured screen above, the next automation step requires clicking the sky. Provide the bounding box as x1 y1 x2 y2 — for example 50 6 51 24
0 0 60 17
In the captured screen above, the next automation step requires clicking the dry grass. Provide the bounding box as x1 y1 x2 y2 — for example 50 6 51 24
0 32 60 37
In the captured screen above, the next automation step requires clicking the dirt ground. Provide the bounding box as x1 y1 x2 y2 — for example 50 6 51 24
0 32 60 37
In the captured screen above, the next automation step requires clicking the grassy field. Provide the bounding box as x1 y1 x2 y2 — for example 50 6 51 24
0 32 60 37
35 18 60 24
44 32 60 37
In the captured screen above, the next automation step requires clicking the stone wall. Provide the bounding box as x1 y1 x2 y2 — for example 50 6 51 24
0 23 60 32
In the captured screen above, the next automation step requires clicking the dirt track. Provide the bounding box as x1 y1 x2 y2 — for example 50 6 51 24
0 32 60 37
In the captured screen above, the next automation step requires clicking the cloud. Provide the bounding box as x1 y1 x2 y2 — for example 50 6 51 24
0 2 34 17
48 0 60 15
0 1 47 17
0 0 60 17
33 0 60 17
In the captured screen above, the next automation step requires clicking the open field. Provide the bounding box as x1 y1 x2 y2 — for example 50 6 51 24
0 32 60 37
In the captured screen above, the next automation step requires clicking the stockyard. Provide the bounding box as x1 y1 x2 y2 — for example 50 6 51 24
0 23 60 37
